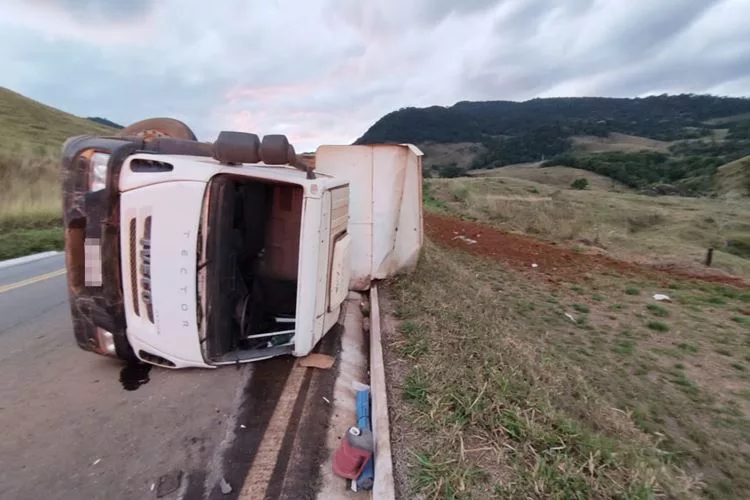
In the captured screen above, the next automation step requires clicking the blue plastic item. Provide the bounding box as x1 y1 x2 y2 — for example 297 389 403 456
355 388 374 491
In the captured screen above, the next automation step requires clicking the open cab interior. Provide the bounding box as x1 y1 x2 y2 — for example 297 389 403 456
199 174 304 364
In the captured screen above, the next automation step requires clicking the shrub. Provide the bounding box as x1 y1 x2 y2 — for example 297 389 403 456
571 178 589 190
437 164 463 178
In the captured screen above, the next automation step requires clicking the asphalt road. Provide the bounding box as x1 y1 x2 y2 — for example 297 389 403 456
0 253 252 500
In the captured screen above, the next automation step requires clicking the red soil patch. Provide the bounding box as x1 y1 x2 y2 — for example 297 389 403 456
425 212 749 289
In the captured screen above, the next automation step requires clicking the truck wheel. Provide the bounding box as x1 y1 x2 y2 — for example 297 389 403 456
260 135 290 165
213 131 261 164
118 117 197 141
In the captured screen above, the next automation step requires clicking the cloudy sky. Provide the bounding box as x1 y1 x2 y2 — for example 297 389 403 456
1 0 749 151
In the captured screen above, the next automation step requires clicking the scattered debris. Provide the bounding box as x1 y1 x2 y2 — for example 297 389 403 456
156 470 183 498
354 388 375 491
150 483 155 492
531 263 538 268
564 313 577 323
653 294 672 302
219 477 232 495
240 424 246 429
323 396 331 404
298 353 336 370
453 235 478 245
92 458 101 466
352 381 370 392
333 427 374 480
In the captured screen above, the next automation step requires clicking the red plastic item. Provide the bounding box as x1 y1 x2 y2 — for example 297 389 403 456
332 427 374 480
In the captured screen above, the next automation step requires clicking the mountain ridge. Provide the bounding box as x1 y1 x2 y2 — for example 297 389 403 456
356 94 750 195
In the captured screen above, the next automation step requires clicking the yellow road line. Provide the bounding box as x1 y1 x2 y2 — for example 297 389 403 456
239 364 308 499
0 268 67 294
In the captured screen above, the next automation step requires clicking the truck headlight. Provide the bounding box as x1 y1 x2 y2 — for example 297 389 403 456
89 152 110 192
94 327 117 357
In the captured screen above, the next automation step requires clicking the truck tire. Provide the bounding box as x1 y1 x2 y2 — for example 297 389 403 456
213 131 261 164
117 117 197 141
260 135 290 165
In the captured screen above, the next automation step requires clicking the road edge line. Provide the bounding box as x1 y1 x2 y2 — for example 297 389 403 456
370 283 396 500
0 251 61 270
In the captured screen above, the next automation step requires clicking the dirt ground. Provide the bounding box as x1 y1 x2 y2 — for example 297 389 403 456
424 212 750 289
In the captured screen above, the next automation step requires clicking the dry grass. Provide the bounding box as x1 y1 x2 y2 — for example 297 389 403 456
0 153 64 259
714 155 750 199
0 86 116 258
384 240 750 499
0 153 62 223
470 163 630 191
427 177 750 280
571 133 671 154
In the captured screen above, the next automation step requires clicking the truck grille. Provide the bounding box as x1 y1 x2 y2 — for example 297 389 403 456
128 215 154 323
128 218 140 317
141 216 154 323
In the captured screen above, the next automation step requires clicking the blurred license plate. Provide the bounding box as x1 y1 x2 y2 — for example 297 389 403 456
84 238 103 287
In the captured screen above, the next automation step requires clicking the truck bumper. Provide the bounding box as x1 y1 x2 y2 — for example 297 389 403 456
61 135 143 361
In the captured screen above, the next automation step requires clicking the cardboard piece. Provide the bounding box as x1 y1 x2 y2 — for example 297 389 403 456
298 353 336 370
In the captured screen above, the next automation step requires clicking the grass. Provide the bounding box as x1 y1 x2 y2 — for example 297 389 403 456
384 240 750 499
0 86 116 259
571 132 671 154
646 304 670 317
714 155 750 198
646 321 670 332
0 87 113 155
614 339 636 355
424 176 750 279
470 163 629 191
677 342 698 354
572 303 590 313
0 227 64 260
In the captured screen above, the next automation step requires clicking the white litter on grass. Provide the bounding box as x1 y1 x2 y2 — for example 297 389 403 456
653 294 671 302
150 483 155 492
453 235 478 245
92 458 101 466
564 313 577 323
532 263 539 268
239 424 246 429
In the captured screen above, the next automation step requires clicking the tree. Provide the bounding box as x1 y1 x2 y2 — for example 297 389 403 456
571 178 589 190
437 164 463 178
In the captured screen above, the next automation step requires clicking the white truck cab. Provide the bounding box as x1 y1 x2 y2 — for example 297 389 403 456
61 118 423 369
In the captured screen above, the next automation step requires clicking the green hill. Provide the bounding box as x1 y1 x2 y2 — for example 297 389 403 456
0 87 118 259
357 94 750 195
0 87 116 157
357 94 750 146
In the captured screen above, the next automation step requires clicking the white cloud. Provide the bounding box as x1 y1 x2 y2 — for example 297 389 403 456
0 0 749 151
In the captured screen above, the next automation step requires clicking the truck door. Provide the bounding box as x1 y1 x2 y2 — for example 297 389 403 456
312 185 351 346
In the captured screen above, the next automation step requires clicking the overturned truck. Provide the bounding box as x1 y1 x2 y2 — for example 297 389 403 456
61 118 423 369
